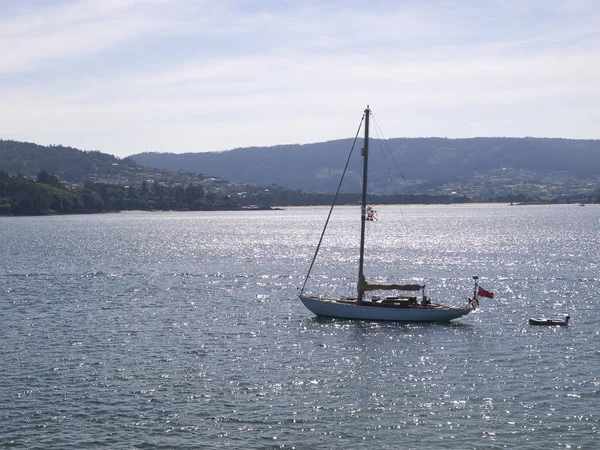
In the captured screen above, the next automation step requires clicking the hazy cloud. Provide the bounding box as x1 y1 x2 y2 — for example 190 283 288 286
1 0 599 157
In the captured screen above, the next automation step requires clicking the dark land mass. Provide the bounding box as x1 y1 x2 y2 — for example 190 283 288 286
0 139 468 216
2 137 599 216
131 137 600 203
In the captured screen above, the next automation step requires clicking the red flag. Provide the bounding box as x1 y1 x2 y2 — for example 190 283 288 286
478 287 494 299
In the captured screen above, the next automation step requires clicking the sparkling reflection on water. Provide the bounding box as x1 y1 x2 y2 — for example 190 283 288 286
1 205 599 449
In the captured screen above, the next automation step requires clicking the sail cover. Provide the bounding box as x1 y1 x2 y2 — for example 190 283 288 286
359 275 423 292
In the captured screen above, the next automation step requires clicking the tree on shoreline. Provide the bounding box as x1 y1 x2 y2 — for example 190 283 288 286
0 171 236 216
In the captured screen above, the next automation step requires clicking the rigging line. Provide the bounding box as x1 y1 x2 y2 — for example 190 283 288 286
370 114 434 242
370 113 409 226
372 117 422 202
371 114 409 185
300 112 366 295
370 116 397 195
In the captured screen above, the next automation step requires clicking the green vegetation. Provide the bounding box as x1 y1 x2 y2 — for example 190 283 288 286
0 171 236 216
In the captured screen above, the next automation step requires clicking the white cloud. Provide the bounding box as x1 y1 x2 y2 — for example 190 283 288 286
1 0 600 156
0 0 177 72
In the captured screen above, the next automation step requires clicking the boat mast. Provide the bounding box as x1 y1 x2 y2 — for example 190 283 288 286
357 106 370 301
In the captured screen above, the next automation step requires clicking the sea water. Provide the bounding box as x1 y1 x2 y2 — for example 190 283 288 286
1 204 598 449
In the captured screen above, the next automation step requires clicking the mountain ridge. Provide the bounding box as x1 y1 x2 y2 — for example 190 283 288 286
2 136 599 203
130 137 600 196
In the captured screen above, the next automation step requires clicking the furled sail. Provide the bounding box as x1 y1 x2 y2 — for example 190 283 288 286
358 274 423 292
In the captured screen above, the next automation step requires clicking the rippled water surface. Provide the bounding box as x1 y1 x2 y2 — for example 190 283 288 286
1 205 599 449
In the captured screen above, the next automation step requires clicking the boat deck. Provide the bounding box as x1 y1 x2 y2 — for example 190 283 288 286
321 296 459 310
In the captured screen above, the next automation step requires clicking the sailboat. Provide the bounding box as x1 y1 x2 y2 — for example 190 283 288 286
298 106 481 322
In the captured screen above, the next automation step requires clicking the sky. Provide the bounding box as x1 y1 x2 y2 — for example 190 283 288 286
1 0 599 158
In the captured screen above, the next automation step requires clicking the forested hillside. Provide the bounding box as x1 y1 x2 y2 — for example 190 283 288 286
0 139 221 188
131 137 600 194
0 171 241 216
0 139 253 215
2 137 598 206
0 139 137 182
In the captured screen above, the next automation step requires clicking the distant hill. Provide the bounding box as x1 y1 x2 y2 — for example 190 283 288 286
3 137 598 203
130 137 600 193
0 139 304 214
0 139 138 183
0 139 225 188
0 138 473 214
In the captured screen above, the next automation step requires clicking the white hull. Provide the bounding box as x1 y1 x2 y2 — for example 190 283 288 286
299 295 473 322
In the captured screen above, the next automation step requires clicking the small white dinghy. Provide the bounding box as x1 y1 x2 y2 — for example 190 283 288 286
528 315 570 326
